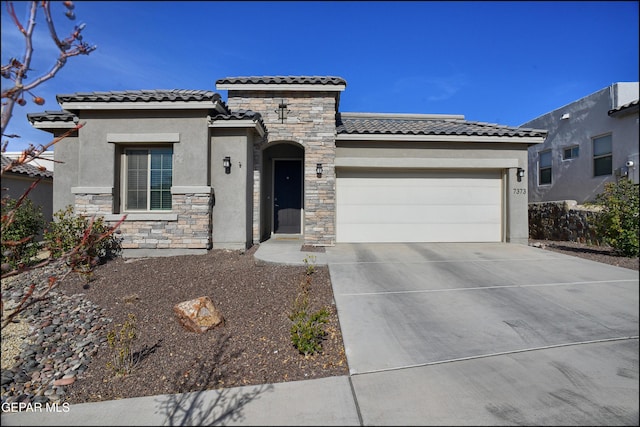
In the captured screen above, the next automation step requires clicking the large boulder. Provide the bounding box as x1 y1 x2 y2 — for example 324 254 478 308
173 296 224 333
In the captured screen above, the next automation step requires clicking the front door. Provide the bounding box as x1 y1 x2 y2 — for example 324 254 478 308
273 159 302 234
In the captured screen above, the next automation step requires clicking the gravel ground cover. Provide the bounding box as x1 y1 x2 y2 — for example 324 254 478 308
2 245 347 405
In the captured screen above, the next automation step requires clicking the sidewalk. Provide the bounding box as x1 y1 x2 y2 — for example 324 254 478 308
251 235 329 266
1 376 360 426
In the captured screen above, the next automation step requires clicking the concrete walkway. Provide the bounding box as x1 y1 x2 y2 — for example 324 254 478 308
2 238 638 426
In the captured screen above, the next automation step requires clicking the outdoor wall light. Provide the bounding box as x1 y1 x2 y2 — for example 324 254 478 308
517 167 525 182
276 99 289 124
316 163 323 177
223 156 231 174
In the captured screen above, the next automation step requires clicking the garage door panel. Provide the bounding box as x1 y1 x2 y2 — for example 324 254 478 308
339 185 500 206
338 205 501 224
336 169 503 243
338 223 501 243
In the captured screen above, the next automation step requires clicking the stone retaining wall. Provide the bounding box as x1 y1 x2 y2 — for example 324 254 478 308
528 200 602 244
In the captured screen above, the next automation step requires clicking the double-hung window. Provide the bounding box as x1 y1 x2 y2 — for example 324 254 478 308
593 134 612 177
538 149 552 185
124 148 173 211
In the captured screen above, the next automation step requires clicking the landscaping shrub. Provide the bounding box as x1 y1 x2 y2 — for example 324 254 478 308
591 179 639 257
43 205 122 280
288 256 329 356
44 205 121 260
106 314 138 376
1 197 45 269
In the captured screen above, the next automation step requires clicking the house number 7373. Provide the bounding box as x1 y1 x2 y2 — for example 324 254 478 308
513 188 527 195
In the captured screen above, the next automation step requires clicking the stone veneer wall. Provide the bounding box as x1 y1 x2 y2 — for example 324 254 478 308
74 192 211 250
252 138 262 243
228 91 338 246
528 200 602 244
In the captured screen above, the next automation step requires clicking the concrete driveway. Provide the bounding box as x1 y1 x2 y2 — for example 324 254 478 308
326 243 639 425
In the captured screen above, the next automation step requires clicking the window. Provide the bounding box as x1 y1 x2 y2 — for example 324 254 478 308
124 148 173 211
538 150 552 185
593 134 612 177
563 145 579 160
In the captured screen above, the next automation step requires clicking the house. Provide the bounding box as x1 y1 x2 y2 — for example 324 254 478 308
521 82 639 204
27 76 547 257
3 150 56 172
1 154 54 225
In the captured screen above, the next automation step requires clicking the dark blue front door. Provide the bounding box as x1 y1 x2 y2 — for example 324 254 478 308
274 159 302 234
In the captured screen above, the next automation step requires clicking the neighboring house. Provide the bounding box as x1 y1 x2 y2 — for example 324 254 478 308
1 154 54 225
3 150 56 172
521 82 639 204
27 76 547 257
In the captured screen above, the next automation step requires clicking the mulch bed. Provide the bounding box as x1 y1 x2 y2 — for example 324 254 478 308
56 245 348 404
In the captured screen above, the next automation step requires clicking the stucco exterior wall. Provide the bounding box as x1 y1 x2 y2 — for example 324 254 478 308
52 133 79 213
210 129 254 249
523 82 639 203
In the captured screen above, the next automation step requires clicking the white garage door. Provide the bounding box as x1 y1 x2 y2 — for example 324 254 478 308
336 169 503 243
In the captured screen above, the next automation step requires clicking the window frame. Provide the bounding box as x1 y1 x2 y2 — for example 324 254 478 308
121 146 173 212
562 145 579 161
538 149 552 186
592 134 612 177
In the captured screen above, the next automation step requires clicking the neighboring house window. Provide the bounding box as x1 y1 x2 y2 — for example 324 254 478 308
563 145 579 160
593 134 612 177
124 148 173 211
538 150 552 185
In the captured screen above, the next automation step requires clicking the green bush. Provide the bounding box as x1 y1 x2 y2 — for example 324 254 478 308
288 257 329 356
591 179 639 257
43 205 122 269
289 307 329 356
1 197 45 269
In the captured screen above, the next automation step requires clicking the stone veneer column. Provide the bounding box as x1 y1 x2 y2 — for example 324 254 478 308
228 91 337 246
252 138 263 243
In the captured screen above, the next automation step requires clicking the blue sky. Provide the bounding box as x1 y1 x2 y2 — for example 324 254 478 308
2 1 638 152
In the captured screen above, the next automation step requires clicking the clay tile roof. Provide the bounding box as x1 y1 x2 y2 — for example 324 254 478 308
1 155 53 179
608 99 639 116
335 113 547 138
56 89 221 103
216 76 347 86
27 110 77 124
211 109 266 129
211 109 263 121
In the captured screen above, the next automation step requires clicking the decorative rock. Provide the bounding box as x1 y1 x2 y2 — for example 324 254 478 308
1 259 113 406
53 376 75 386
173 296 224 333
